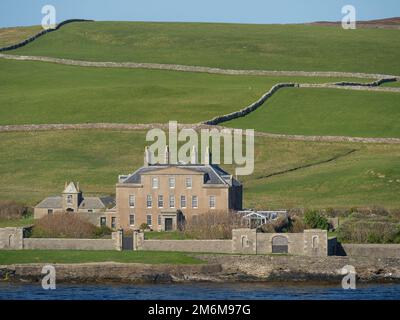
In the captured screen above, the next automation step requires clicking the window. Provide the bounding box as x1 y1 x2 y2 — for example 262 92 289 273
209 195 216 209
146 195 152 208
169 195 175 208
152 177 159 189
129 214 135 226
185 177 192 188
192 195 198 208
67 194 73 205
100 217 106 227
147 214 152 226
88 209 93 213
169 177 175 189
47 209 53 214
158 195 164 208
111 217 116 229
158 214 162 226
129 195 135 207
180 195 186 208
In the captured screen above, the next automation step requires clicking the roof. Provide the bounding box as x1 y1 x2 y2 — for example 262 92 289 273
35 196 115 210
35 196 62 209
63 182 79 193
120 164 241 186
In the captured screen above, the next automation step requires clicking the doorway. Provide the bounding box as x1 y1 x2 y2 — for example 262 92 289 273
165 218 173 231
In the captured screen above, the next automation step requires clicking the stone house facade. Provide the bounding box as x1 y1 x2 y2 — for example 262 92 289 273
116 146 242 231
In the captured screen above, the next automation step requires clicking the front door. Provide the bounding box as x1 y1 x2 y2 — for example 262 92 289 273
165 218 173 231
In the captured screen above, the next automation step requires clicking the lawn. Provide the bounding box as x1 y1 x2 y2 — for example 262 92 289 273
225 87 400 138
144 231 192 240
8 21 400 75
0 250 203 265
0 216 34 228
0 130 399 209
0 25 42 47
0 59 373 126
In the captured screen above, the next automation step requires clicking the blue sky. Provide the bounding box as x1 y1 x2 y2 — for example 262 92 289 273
0 0 399 28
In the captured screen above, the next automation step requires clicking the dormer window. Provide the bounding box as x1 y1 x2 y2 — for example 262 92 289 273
66 194 73 205
152 177 159 189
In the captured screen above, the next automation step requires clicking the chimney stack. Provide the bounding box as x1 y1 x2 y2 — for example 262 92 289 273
164 145 170 164
144 146 151 166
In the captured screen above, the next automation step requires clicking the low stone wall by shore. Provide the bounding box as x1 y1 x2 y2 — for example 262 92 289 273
141 239 232 253
340 244 400 259
23 238 117 251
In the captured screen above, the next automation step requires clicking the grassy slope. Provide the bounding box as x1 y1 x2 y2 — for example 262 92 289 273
0 25 41 47
0 216 34 228
0 59 372 126
0 250 203 264
0 130 399 209
225 87 400 138
9 21 400 75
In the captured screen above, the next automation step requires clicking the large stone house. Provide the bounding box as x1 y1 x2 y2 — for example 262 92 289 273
34 147 242 231
34 182 116 228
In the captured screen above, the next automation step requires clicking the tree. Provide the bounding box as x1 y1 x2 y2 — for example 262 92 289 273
303 210 329 230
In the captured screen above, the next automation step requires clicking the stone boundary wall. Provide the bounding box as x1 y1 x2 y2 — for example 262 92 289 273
0 19 93 52
340 244 400 258
0 227 123 251
140 239 232 253
0 52 398 80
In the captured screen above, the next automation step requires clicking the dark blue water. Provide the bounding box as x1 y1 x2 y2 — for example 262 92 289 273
1 282 400 300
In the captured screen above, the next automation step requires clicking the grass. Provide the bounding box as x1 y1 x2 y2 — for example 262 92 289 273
0 216 34 228
0 25 42 47
0 250 203 265
8 21 400 75
0 130 399 209
0 59 373 126
225 87 400 138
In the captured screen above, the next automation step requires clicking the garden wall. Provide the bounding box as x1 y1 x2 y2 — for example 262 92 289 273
140 239 232 253
340 244 400 258
23 238 117 251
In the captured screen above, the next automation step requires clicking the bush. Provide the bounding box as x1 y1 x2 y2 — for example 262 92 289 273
289 217 306 233
303 210 329 230
184 211 246 239
0 201 29 220
93 225 113 238
259 216 290 233
140 223 149 231
31 214 98 238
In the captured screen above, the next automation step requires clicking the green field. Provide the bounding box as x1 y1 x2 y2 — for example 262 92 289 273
0 130 399 209
0 216 34 228
8 21 400 75
0 25 41 47
0 250 203 264
225 87 400 138
0 59 375 126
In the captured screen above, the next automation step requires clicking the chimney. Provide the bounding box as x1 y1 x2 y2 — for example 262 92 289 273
164 145 170 164
204 146 211 165
191 145 198 164
144 146 151 167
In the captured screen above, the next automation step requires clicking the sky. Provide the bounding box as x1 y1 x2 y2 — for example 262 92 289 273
0 0 399 28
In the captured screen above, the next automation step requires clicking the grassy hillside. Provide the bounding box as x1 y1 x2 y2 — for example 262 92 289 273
0 130 399 209
0 25 41 47
8 21 400 75
0 59 372 126
225 87 400 138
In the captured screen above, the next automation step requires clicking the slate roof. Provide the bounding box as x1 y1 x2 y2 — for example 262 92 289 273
120 164 241 187
35 196 62 209
35 196 115 210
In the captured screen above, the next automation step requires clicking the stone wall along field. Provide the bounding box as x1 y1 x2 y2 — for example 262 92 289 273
140 239 233 253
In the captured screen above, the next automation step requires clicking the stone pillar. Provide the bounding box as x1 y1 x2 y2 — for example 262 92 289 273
303 229 328 257
112 229 123 251
0 227 24 250
133 231 144 251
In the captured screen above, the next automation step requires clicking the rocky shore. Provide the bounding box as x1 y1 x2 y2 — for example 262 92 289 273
1 255 400 284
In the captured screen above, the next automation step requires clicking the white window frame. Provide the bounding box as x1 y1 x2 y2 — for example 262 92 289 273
192 195 198 209
169 195 175 208
180 195 186 208
185 177 192 189
146 195 152 208
111 217 116 229
158 214 162 226
158 195 164 208
129 214 135 226
67 194 73 205
151 177 159 189
129 194 135 208
169 177 175 189
209 195 216 209
146 214 152 226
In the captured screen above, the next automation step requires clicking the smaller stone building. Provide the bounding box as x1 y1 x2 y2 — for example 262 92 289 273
34 182 116 228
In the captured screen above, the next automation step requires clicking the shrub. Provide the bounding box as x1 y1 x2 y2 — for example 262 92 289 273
93 225 113 238
259 216 290 233
303 210 329 230
0 201 29 219
31 214 97 238
289 217 306 233
140 223 149 231
184 211 246 239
